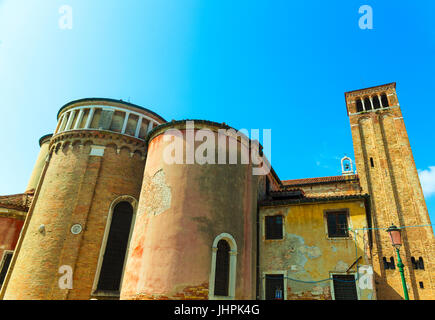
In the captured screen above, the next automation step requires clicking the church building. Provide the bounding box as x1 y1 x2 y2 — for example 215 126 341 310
0 82 433 300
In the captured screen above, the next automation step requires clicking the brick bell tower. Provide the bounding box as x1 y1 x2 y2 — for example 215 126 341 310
345 83 435 300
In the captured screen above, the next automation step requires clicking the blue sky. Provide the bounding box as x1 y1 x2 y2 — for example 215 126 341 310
0 0 434 227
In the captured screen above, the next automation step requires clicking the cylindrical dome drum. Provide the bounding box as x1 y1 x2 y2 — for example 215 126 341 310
121 120 260 300
2 99 165 300
26 134 52 193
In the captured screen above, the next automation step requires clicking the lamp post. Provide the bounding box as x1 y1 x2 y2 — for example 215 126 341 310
386 225 409 300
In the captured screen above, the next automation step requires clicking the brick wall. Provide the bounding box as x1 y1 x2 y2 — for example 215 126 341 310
346 84 435 300
3 131 146 300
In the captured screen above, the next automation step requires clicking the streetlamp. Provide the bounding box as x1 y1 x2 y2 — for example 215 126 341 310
386 225 409 300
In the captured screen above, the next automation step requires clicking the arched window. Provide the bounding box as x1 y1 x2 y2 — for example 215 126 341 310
372 96 381 109
383 257 396 270
383 257 389 269
390 257 396 269
356 99 364 112
418 257 425 270
364 97 372 111
381 93 389 107
214 240 230 296
209 233 237 299
93 198 136 296
412 257 425 270
411 257 418 269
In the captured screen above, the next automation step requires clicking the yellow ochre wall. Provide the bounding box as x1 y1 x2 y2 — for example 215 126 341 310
259 199 375 300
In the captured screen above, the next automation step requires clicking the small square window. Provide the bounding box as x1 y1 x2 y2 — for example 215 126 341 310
265 215 283 240
326 212 349 238
265 274 284 300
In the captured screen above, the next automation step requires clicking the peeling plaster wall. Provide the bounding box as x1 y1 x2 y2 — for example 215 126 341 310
121 125 259 300
259 200 375 300
141 169 172 216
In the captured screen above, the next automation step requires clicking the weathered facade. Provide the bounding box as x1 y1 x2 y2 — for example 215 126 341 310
0 83 433 300
259 175 375 300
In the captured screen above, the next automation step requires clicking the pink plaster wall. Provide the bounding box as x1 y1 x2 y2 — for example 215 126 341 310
121 127 258 300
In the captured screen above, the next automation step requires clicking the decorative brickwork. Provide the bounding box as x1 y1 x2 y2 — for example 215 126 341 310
2 129 146 300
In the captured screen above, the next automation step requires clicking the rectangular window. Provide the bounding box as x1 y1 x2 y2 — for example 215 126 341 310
326 211 349 238
0 251 13 289
265 215 283 240
332 274 358 300
265 274 284 300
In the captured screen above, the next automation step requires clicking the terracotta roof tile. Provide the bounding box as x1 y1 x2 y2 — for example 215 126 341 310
282 175 358 187
0 191 34 212
260 194 370 207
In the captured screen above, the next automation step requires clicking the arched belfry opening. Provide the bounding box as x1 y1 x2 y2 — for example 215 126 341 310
381 93 389 107
341 156 354 176
364 97 372 111
356 99 364 112
372 96 381 109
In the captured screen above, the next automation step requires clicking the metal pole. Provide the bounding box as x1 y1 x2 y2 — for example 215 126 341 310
395 248 410 300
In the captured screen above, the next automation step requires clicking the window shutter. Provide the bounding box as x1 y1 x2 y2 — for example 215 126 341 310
333 275 358 300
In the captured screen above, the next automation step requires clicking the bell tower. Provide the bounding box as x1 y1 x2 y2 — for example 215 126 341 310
345 83 435 300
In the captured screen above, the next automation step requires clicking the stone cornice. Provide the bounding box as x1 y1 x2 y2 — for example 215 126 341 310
0 208 27 220
39 134 53 146
57 98 167 123
50 130 147 159
345 83 396 98
50 129 147 149
260 194 370 207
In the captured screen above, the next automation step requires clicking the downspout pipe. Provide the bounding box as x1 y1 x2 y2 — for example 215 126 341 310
256 177 269 299
256 204 260 300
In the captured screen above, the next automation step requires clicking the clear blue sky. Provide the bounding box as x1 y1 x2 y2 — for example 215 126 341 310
1 0 434 227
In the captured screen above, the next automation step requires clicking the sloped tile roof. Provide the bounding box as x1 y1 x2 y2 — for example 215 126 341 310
0 191 34 212
260 194 370 207
282 174 359 187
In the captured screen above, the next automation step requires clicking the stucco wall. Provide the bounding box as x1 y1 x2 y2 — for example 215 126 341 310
121 124 259 300
259 199 375 300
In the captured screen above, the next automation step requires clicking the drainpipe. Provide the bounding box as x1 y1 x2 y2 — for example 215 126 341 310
256 203 260 300
256 177 269 299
